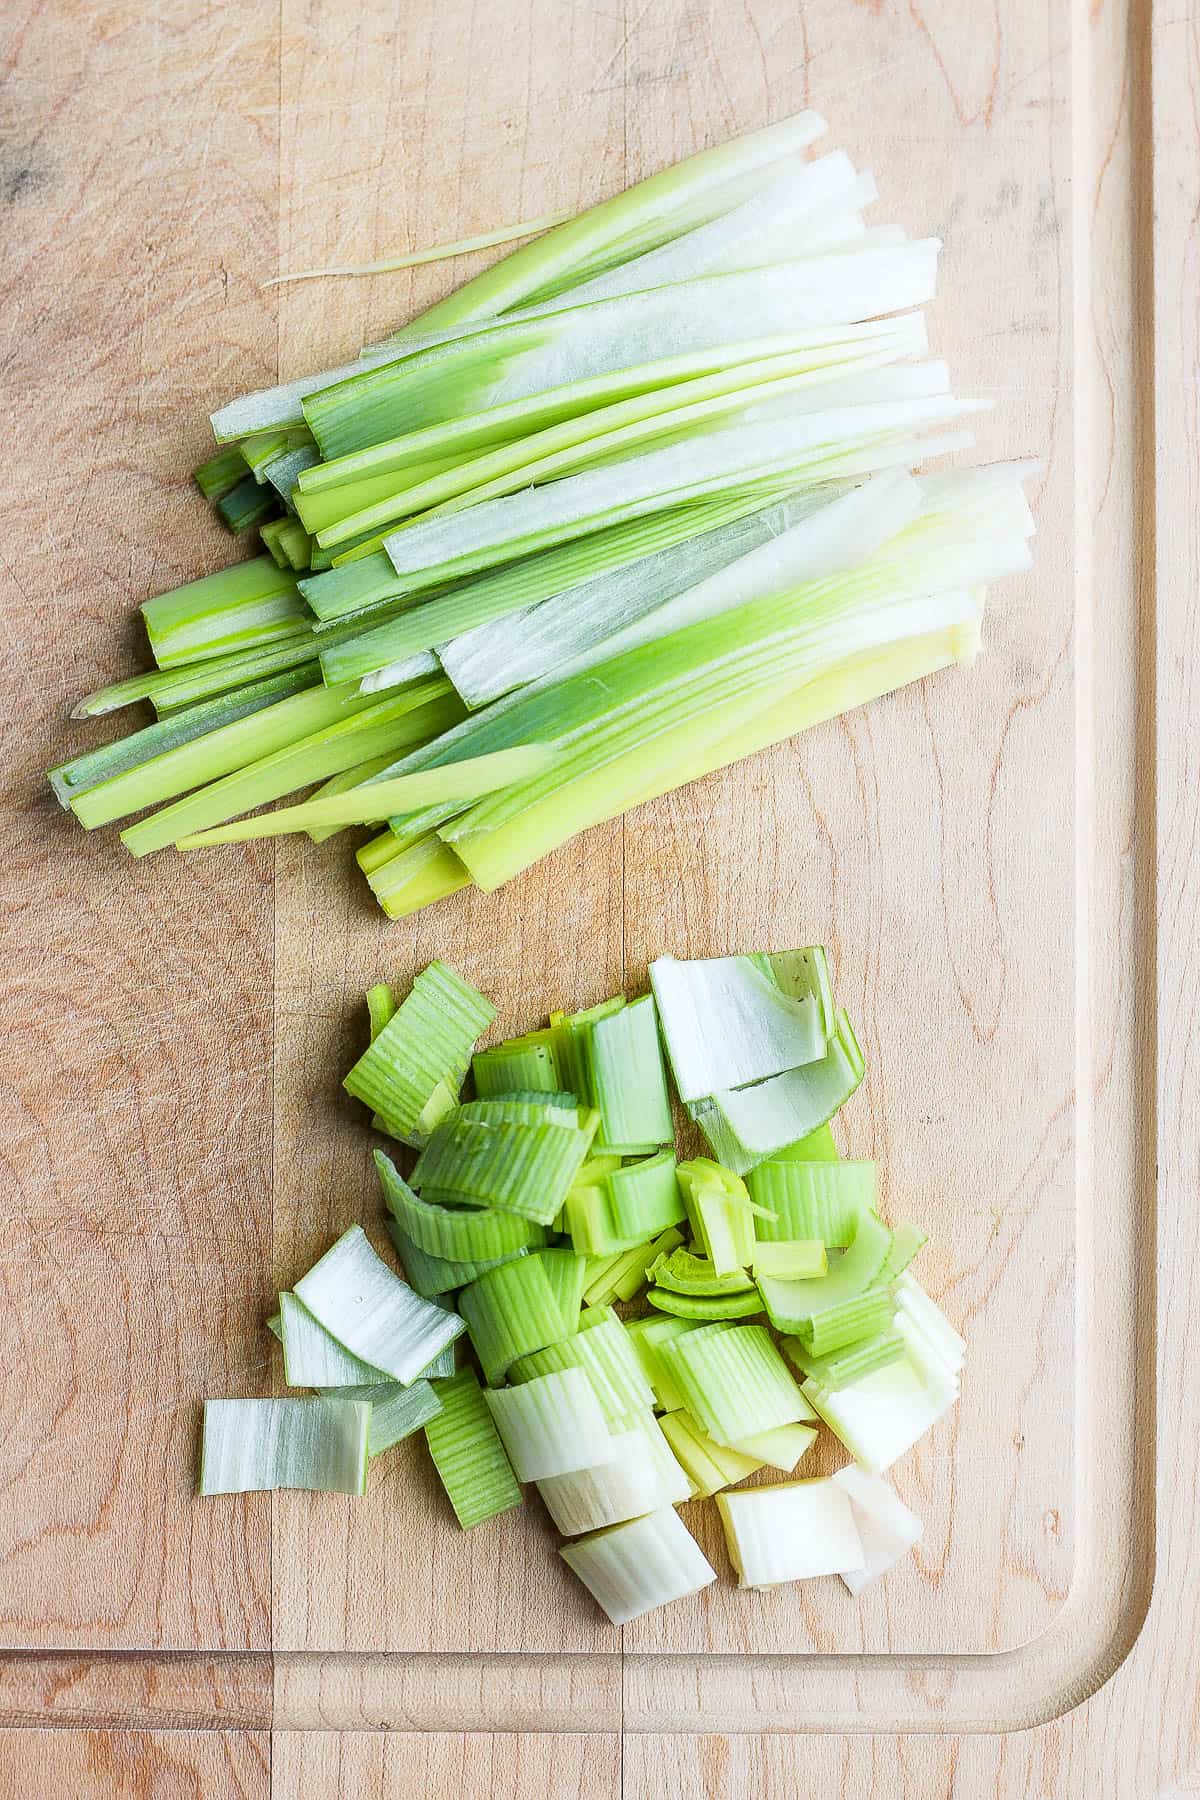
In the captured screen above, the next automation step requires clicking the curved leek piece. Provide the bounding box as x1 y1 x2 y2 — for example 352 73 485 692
581 1225 684 1308
278 1291 390 1387
560 1505 717 1625
198 1397 370 1496
893 1273 966 1379
879 1221 929 1282
141 556 307 668
557 994 674 1155
375 1151 541 1258
694 1010 866 1174
649 1247 755 1297
676 1160 758 1276
657 1407 762 1495
383 1218 530 1298
473 1030 564 1096
345 962 494 1146
748 1159 875 1247
508 1307 655 1424
832 1465 924 1595
293 1224 464 1383
623 1316 711 1413
783 1326 908 1390
565 1151 683 1256
483 1368 611 1481
317 1379 442 1457
656 1323 814 1447
361 832 472 919
715 1479 863 1587
265 210 573 287
754 1210 892 1336
412 1112 596 1224
750 1240 828 1280
801 1350 959 1475
172 744 555 848
790 1287 895 1358
536 1418 690 1535
424 1369 523 1529
646 1287 763 1321
458 1251 581 1384
729 1421 817 1473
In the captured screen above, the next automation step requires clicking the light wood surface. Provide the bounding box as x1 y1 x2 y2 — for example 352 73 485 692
0 0 1191 1792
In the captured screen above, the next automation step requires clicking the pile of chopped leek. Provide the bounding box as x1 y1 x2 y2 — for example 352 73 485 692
200 951 963 1624
53 111 1035 918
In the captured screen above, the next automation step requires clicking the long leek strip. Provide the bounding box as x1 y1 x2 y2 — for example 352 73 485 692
385 1217 529 1297
70 635 327 720
750 1240 828 1280
716 1480 864 1586
784 1326 908 1389
124 681 459 856
266 211 574 286
308 249 935 461
801 1352 958 1474
264 443 320 510
537 1424 689 1535
424 1368 523 1528
48 670 316 806
346 963 494 1142
298 549 419 622
70 679 380 829
655 1323 814 1445
198 1397 370 1496
730 1421 818 1472
658 1408 761 1495
832 1465 924 1595
377 1151 542 1258
650 951 830 1103
293 1224 464 1382
216 474 276 533
295 452 474 536
314 1378 441 1456
473 1031 563 1096
651 1248 756 1297
699 1011 866 1172
582 1225 683 1308
194 446 247 502
676 1160 757 1276
237 426 313 478
278 1291 390 1386
411 1114 594 1224
483 1369 611 1481
508 1307 655 1423
358 827 405 873
364 833 471 918
561 1505 717 1624
260 519 292 567
305 751 400 842
565 1152 684 1256
749 1159 876 1246
141 557 307 668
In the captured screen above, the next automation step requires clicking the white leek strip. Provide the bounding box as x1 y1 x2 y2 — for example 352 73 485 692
560 1506 717 1624
293 1224 464 1383
198 1397 370 1495
801 1351 958 1473
729 1422 818 1472
211 346 411 442
482 1368 611 1480
278 1291 390 1386
264 211 574 285
697 1011 866 1172
893 1273 967 1377
536 1418 690 1535
317 1379 443 1456
715 1479 864 1586
832 1465 923 1594
650 951 832 1102
172 745 557 847
658 1407 762 1495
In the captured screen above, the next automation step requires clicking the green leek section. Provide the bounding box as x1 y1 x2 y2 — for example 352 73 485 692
424 1369 523 1529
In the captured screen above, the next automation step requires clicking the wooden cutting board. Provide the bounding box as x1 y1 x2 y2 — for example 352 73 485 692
0 0 1191 1793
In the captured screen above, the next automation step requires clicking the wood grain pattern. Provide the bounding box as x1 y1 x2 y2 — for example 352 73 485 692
0 1729 268 1800
270 1730 620 1800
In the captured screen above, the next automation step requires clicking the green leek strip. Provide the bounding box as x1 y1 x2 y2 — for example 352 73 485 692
472 1031 563 1096
508 1306 655 1424
294 1224 464 1382
564 1151 684 1256
624 1316 714 1412
124 681 460 857
198 1397 370 1495
424 1368 523 1528
790 1286 895 1356
539 1245 587 1331
194 446 248 503
656 1410 760 1496
647 1287 763 1320
385 1217 529 1298
294 452 473 536
696 1009 867 1173
879 1221 929 1281
457 1250 578 1383
260 519 292 568
455 1094 581 1127
364 832 471 918
655 1322 813 1445
748 1158 875 1246
484 1369 612 1481
750 1240 828 1280
316 1378 442 1456
278 1291 390 1386
650 1247 755 1296
677 1160 757 1276
238 426 313 478
298 549 416 622
572 994 673 1154
69 635 323 719
754 1209 892 1330
48 669 315 807
277 520 314 570
650 950 830 1102
359 828 404 873
172 741 542 851
345 963 495 1143
376 1150 542 1257
216 475 277 534
716 1479 865 1586
411 1113 595 1224
265 210 574 287
581 1225 683 1308
141 557 307 668
730 1421 817 1472
70 679 381 830
784 1326 908 1390
776 1124 841 1160
306 753 400 843
264 444 320 511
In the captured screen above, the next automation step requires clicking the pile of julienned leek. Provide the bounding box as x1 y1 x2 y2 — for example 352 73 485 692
200 953 964 1623
52 110 1036 917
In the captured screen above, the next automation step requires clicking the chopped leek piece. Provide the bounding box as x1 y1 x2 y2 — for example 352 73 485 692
560 993 673 1153
832 1464 924 1594
483 1368 611 1480
455 1094 581 1127
754 1210 892 1335
457 1250 579 1383
194 446 248 503
802 1351 958 1474
539 1245 587 1333
376 1150 542 1258
560 1505 717 1624
216 474 276 533
784 1326 908 1390
366 982 396 1039
750 1240 828 1280
893 1273 966 1377
472 1030 564 1096
412 1112 595 1224
798 1287 896 1357
383 1218 530 1297
362 831 473 919
649 950 830 1101
878 1221 928 1281
650 1246 755 1296
266 211 573 286
345 962 495 1145
657 1409 761 1495
695 1010 866 1173
774 1123 841 1161
278 1291 390 1387
729 1421 817 1472
141 557 306 668
565 1150 683 1255
656 1323 814 1446
424 1368 523 1528
623 1316 711 1412
749 1158 875 1246
646 1286 763 1320
536 1416 691 1534
581 1225 684 1307
198 1397 370 1495
676 1159 757 1275
317 1379 442 1456
293 1224 464 1383
508 1306 655 1423
716 1479 863 1586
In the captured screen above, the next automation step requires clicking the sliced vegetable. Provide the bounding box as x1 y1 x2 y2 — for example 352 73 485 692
649 949 830 1101
581 1225 684 1308
801 1350 958 1473
676 1159 757 1275
655 1323 814 1446
749 1158 875 1246
509 1306 655 1423
623 1316 711 1413
457 1249 579 1383
693 1010 866 1173
560 1505 718 1624
411 1111 595 1224
729 1421 817 1472
198 1397 370 1495
536 1416 691 1535
649 1246 755 1296
278 1290 389 1387
483 1368 612 1480
750 1240 828 1280
556 994 674 1154
344 962 495 1145
317 1379 442 1456
424 1368 523 1528
646 1286 764 1321
832 1464 924 1594
293 1224 464 1382
715 1478 863 1586
753 1211 892 1336
565 1150 684 1256
383 1219 530 1297
472 1029 564 1096
376 1150 542 1258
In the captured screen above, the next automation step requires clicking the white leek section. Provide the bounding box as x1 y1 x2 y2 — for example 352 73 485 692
483 1368 612 1479
649 953 829 1101
210 346 405 441
198 1397 370 1495
560 1506 717 1623
293 1224 465 1383
832 1464 924 1594
278 1291 389 1387
894 1272 967 1377
802 1349 959 1473
716 1478 864 1586
536 1415 691 1535
730 1422 818 1472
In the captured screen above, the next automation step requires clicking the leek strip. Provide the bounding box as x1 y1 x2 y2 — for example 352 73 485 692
411 1113 594 1224
294 451 473 535
317 1378 442 1456
238 427 312 478
484 1369 612 1480
385 1218 529 1297
557 994 673 1154
677 1160 757 1275
749 1159 875 1246
194 446 247 502
581 1226 683 1308
264 444 320 511
347 963 494 1143
539 1246 587 1331
364 833 472 918
376 1151 542 1257
647 1287 763 1320
260 519 291 567
424 1368 523 1528
298 550 416 622
305 752 400 842
71 634 326 718
657 1410 760 1495
265 211 573 285
695 1010 866 1173
125 681 459 856
716 1479 863 1586
651 950 831 1101
782 1286 895 1355
833 1465 924 1595
650 1248 755 1296
509 1307 655 1423
142 557 306 668
730 1421 817 1472
565 1151 684 1255
198 1397 370 1495
216 475 276 533
278 1291 390 1386
559 1506 717 1624
473 1031 563 1096
655 1323 814 1445
623 1316 711 1412
893 1273 966 1376
751 1241 828 1280
294 1224 464 1382
455 1094 582 1127
458 1251 579 1382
